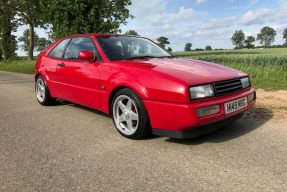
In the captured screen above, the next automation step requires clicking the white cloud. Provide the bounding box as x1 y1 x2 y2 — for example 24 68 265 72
243 31 257 37
121 0 207 44
168 7 207 23
128 0 166 18
276 0 287 18
196 0 207 4
200 17 238 30
272 24 286 34
240 8 273 26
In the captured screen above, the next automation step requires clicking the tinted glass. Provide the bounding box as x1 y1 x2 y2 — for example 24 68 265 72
97 36 172 61
48 38 71 58
64 37 97 60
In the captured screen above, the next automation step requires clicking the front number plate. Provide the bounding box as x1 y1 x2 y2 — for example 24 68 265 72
224 97 248 114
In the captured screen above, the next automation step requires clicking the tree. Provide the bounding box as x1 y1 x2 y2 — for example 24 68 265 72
42 0 133 40
156 36 170 49
0 30 2 60
18 29 39 52
0 40 2 60
184 43 192 51
0 1 18 60
257 26 276 47
283 28 287 45
125 30 139 36
36 37 52 52
205 45 212 50
244 36 255 49
18 29 52 54
167 47 172 52
0 0 45 60
231 30 245 49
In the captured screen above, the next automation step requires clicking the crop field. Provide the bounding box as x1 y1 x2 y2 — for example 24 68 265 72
0 48 286 90
174 48 287 90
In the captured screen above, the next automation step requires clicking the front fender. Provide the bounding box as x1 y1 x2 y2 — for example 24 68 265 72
109 75 150 99
100 72 150 114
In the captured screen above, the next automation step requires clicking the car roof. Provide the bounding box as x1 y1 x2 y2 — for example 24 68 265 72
64 33 135 38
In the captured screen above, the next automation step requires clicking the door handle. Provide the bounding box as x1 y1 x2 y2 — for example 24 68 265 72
57 62 65 67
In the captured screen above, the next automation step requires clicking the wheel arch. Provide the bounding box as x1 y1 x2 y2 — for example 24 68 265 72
34 69 50 83
109 86 128 114
34 73 41 81
108 84 149 114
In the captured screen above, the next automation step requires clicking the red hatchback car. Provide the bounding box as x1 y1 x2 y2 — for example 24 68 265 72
35 34 256 139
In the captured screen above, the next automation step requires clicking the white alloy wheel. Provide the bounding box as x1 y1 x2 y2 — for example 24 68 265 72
113 95 139 135
111 88 150 139
36 77 46 103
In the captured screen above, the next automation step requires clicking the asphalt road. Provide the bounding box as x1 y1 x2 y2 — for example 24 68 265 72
0 71 286 192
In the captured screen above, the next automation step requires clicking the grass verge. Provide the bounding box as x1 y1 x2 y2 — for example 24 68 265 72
0 60 35 74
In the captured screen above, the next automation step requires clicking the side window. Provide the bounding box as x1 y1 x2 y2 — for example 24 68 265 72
63 37 97 60
48 38 71 58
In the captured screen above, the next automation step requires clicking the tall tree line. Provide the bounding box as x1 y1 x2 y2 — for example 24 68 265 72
231 26 287 49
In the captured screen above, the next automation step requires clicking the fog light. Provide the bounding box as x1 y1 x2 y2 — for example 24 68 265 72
248 93 255 102
196 105 220 118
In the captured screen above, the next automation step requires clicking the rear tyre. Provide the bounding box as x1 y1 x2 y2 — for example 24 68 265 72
112 88 150 139
35 75 56 106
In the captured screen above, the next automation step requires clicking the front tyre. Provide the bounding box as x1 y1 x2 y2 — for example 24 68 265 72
112 88 150 139
35 75 56 106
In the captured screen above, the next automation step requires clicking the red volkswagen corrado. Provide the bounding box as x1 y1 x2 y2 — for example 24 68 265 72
35 34 256 139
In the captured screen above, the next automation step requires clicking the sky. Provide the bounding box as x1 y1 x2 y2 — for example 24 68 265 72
15 0 287 56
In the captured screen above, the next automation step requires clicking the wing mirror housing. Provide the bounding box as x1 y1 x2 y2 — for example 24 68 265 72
78 50 94 63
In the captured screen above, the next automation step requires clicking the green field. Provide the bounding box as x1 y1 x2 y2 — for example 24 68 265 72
174 48 287 90
1 48 287 90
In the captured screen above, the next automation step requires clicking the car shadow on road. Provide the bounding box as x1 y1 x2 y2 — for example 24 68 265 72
52 100 273 144
165 107 273 145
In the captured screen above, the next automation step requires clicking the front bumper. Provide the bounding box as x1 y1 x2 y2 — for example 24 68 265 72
143 88 256 138
152 112 243 139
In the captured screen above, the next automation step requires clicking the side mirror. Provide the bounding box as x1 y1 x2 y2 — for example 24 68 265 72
78 50 94 62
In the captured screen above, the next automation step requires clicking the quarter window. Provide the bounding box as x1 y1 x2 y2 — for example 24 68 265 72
63 37 97 60
48 38 71 58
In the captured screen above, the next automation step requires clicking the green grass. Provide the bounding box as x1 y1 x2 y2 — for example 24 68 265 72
174 48 287 66
174 48 287 90
218 63 287 90
0 59 35 74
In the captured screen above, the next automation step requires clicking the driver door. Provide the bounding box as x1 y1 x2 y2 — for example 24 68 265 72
56 36 102 109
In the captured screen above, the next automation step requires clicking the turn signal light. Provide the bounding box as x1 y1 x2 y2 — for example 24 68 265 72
196 105 220 118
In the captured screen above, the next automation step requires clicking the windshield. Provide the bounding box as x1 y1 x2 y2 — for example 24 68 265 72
97 36 172 61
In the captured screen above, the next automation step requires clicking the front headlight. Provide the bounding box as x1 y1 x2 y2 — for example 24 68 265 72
190 84 214 99
241 77 250 89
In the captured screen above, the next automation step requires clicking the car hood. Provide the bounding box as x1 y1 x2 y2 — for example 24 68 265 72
119 58 247 85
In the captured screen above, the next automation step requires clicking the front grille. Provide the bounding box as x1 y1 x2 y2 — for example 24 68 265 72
213 79 243 96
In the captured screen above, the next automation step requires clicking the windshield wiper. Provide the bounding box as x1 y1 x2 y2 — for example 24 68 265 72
156 55 175 58
125 56 158 60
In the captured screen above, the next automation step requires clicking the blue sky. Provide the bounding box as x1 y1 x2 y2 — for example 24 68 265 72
15 0 287 56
